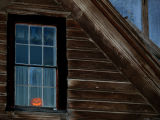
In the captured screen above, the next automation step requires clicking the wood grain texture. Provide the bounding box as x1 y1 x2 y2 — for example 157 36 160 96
0 44 6 54
68 79 137 93
68 59 117 71
69 100 154 113
0 64 6 74
67 39 97 50
67 29 89 39
0 12 7 22
0 74 6 83
68 90 146 104
66 19 81 29
67 49 107 61
0 33 6 41
0 53 6 62
68 70 125 82
69 111 159 120
0 23 7 33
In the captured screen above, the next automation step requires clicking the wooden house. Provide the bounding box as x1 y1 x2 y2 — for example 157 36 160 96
0 0 160 119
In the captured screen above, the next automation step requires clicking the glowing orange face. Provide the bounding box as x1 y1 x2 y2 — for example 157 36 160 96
31 98 42 107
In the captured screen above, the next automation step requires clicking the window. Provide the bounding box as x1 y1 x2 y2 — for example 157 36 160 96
7 14 67 112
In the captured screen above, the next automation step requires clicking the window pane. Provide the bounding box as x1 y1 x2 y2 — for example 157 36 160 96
44 27 56 46
43 88 55 107
29 87 42 106
148 0 160 47
43 68 56 87
109 0 142 30
30 67 42 86
43 47 56 66
15 66 28 85
15 86 28 106
16 24 28 44
30 26 42 45
16 44 28 64
30 46 42 65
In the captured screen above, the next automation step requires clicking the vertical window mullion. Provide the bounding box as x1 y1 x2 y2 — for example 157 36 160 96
142 0 149 38
42 27 44 107
28 25 30 106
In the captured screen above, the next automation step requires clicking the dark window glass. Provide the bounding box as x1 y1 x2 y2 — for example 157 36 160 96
15 66 28 85
148 0 160 47
44 47 56 66
44 27 56 46
15 86 28 106
30 26 42 45
16 24 28 44
43 68 56 87
109 0 142 30
30 46 42 65
16 44 28 64
43 88 55 107
29 67 42 86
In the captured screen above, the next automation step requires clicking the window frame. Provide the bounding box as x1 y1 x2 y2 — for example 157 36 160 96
7 14 67 112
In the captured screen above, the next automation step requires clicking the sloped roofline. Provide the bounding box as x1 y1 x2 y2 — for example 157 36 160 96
60 0 160 112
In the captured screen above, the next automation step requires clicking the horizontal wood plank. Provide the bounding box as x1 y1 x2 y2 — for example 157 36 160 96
67 29 88 39
0 96 6 103
68 70 126 82
0 53 6 62
0 33 6 41
0 74 6 83
13 0 61 6
68 100 154 113
0 23 7 33
0 64 6 74
0 44 7 54
67 49 107 61
69 111 158 120
68 60 117 71
68 90 146 103
66 19 81 29
0 84 6 94
68 80 137 93
7 2 65 12
0 13 7 22
67 39 97 50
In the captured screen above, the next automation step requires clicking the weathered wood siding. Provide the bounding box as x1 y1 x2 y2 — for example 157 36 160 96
0 0 159 120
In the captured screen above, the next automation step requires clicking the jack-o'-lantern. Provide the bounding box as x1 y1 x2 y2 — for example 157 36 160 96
31 98 42 107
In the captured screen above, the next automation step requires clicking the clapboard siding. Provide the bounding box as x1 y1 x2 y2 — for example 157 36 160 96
0 74 6 83
7 2 65 12
0 12 7 22
68 90 146 103
67 29 89 39
68 70 126 82
66 19 81 29
68 100 154 113
69 111 159 120
0 23 7 33
67 39 97 50
0 53 6 62
68 60 117 71
0 64 6 74
0 33 7 42
13 0 60 6
68 79 138 93
0 44 7 54
67 49 107 61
